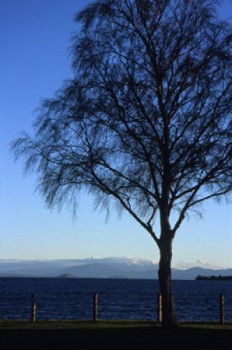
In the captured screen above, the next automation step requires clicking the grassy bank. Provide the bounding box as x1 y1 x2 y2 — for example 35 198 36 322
1 321 232 349
0 320 156 329
0 319 232 330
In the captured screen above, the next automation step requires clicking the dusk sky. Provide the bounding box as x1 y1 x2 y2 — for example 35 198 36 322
0 0 231 269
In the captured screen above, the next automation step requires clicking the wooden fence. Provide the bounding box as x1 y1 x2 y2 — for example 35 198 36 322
29 292 227 324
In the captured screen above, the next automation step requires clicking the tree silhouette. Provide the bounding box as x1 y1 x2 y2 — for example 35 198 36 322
12 0 232 327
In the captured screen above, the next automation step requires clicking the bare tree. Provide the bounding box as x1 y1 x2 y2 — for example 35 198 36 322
12 0 232 327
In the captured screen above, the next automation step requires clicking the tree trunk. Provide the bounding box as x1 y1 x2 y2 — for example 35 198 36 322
158 235 177 328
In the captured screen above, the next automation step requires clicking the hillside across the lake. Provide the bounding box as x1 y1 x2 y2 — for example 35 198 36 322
0 258 232 280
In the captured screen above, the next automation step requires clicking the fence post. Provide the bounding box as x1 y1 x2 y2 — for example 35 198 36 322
31 293 36 323
157 293 162 324
220 293 224 325
93 292 98 322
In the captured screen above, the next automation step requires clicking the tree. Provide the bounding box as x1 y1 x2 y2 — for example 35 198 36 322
12 0 232 327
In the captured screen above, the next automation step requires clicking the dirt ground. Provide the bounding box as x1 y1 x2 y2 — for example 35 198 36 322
0 327 232 350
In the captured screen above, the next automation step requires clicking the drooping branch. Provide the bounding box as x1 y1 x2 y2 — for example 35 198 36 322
12 0 232 247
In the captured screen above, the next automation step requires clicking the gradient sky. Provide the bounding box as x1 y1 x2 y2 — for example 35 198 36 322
0 0 231 268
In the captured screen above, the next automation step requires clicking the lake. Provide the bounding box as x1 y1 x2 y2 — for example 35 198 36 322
1 278 232 322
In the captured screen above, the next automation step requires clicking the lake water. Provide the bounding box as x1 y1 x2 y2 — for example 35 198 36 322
1 278 232 322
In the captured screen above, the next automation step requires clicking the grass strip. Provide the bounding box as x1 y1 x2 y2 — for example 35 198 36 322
1 320 232 330
0 320 156 330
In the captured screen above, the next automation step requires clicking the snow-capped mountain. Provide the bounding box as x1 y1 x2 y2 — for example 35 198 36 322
0 257 231 280
0 257 158 278
64 257 158 279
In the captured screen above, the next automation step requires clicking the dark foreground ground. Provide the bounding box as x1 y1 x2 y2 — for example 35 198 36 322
1 326 232 350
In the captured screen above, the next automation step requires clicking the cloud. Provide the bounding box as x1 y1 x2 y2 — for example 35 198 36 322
174 260 227 270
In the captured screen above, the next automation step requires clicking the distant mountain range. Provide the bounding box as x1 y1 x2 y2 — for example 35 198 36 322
0 257 232 280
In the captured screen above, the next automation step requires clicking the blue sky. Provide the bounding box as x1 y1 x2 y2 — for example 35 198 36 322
0 0 231 268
